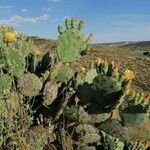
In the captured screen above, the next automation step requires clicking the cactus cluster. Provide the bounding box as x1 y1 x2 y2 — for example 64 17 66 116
0 18 150 149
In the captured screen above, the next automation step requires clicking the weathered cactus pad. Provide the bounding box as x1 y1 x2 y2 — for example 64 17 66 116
18 73 42 96
43 81 58 106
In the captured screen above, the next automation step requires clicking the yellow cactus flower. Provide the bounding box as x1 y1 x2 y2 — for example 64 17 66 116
124 69 135 80
80 66 86 73
4 31 17 43
33 49 43 58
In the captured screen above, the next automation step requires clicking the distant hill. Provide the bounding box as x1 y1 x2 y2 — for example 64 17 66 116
30 36 150 92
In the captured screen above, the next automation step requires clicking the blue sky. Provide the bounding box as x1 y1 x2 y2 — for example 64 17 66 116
0 0 150 43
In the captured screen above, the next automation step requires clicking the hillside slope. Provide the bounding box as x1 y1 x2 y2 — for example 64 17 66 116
32 38 150 92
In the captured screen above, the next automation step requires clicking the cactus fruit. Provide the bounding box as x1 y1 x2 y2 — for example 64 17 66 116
0 74 12 92
101 131 125 150
17 73 42 97
50 62 74 83
119 91 150 127
57 17 92 63
43 81 58 106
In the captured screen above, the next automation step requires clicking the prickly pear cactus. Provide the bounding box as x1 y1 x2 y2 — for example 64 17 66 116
3 29 17 43
57 17 93 63
75 124 100 144
0 91 23 113
119 91 150 127
101 131 124 150
5 46 25 78
0 26 35 78
65 106 92 124
76 66 98 85
78 59 133 114
98 119 130 144
15 35 33 57
50 62 74 82
0 74 12 92
43 81 58 106
17 73 42 97
65 105 111 124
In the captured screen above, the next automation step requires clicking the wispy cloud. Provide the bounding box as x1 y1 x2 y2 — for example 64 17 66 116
22 8 27 12
0 14 50 26
42 7 51 11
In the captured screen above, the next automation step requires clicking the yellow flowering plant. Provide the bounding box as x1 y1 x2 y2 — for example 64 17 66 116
80 66 86 73
4 31 17 43
124 69 135 80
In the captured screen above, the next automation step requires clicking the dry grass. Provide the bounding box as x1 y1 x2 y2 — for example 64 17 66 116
32 37 150 92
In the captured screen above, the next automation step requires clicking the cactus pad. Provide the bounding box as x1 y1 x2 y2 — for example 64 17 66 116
57 17 91 63
101 131 124 150
5 46 25 78
43 81 58 106
119 91 150 127
75 124 100 144
0 74 12 92
18 73 42 96
50 62 74 82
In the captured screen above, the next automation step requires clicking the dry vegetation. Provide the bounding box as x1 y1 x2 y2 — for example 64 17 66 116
32 38 150 93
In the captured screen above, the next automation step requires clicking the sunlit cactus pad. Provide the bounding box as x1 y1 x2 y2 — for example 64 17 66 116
57 17 92 63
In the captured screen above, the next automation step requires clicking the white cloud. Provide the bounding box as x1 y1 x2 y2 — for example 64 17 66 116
0 14 50 26
42 7 51 11
37 14 49 20
22 9 27 12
